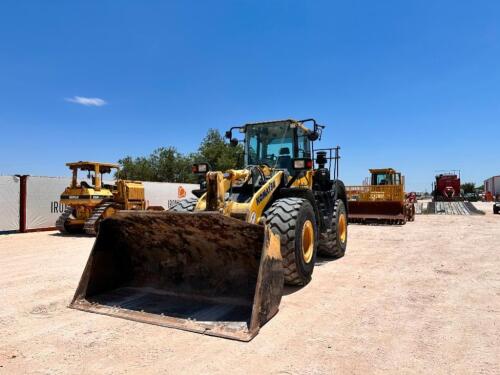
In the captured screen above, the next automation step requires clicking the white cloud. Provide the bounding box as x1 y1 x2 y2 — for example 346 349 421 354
65 96 107 106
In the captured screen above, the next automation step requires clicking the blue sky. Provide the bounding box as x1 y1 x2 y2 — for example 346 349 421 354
0 1 498 191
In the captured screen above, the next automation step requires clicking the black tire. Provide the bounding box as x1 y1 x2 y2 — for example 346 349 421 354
169 197 198 212
264 197 317 286
318 199 348 258
408 203 416 222
63 223 84 234
494 206 499 215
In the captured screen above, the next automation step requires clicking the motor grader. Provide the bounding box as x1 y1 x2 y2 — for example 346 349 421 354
57 161 145 235
69 119 348 341
346 168 415 224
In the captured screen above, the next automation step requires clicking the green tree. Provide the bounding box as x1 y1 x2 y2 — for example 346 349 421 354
195 129 244 171
118 147 196 183
116 129 244 182
118 156 156 181
150 147 196 182
461 182 476 194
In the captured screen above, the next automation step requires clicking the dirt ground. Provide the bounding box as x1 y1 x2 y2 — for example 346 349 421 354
1 204 499 375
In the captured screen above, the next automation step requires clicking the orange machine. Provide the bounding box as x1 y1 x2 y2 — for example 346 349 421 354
346 168 415 225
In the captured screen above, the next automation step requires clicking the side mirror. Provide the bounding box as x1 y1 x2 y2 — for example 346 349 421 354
230 138 239 147
225 130 232 139
307 131 319 141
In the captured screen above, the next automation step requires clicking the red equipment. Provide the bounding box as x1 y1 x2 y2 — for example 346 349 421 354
433 172 461 201
406 192 417 204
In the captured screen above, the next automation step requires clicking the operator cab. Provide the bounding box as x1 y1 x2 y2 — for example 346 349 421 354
196 119 326 203
370 168 402 186
244 120 313 174
66 162 119 191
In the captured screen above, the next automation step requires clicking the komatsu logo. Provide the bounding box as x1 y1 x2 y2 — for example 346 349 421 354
178 186 186 199
256 181 276 205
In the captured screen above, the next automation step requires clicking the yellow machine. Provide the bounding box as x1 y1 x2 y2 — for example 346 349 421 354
346 168 415 224
57 162 146 235
70 119 348 341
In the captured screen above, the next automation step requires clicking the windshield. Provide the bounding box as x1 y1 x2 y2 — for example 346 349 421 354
371 172 401 185
245 122 311 173
70 165 117 189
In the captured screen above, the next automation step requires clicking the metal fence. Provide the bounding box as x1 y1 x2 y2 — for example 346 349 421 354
0 175 198 233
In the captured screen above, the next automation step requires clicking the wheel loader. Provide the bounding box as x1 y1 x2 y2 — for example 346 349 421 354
57 162 146 235
70 119 348 341
346 168 415 224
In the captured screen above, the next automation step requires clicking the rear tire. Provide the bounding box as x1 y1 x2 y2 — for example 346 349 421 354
264 197 317 286
494 205 499 215
318 199 348 258
169 198 198 212
407 203 416 222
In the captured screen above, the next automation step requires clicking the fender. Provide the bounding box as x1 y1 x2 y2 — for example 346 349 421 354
274 187 322 230
332 179 349 219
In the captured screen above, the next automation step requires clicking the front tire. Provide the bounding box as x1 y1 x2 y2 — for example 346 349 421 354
318 199 348 258
264 197 318 286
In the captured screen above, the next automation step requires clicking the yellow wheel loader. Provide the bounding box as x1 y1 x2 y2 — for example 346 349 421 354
70 119 348 341
57 162 146 235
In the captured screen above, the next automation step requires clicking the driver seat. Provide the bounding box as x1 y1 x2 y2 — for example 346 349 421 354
277 147 292 170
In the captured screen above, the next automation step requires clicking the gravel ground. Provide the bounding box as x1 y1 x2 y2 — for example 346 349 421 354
0 204 499 374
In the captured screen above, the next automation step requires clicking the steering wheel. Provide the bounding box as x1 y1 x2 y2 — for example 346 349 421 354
245 165 268 186
261 155 276 165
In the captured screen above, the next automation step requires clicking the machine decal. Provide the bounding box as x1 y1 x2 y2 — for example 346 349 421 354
61 195 110 200
256 181 276 205
178 186 187 199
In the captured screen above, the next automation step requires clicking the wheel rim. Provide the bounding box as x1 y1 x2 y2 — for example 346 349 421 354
301 220 314 263
339 214 347 243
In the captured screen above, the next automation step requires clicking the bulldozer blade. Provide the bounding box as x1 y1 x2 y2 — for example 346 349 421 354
69 211 283 341
348 201 406 221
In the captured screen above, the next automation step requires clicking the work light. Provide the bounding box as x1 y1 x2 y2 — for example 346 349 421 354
192 163 209 174
293 158 313 170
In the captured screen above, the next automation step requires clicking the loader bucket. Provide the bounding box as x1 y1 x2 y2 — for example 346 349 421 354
69 211 283 341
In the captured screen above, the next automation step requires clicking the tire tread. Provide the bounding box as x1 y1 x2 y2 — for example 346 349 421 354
169 197 198 212
318 199 347 258
264 197 312 285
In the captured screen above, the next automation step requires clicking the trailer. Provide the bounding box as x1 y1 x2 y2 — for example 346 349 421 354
484 175 500 201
